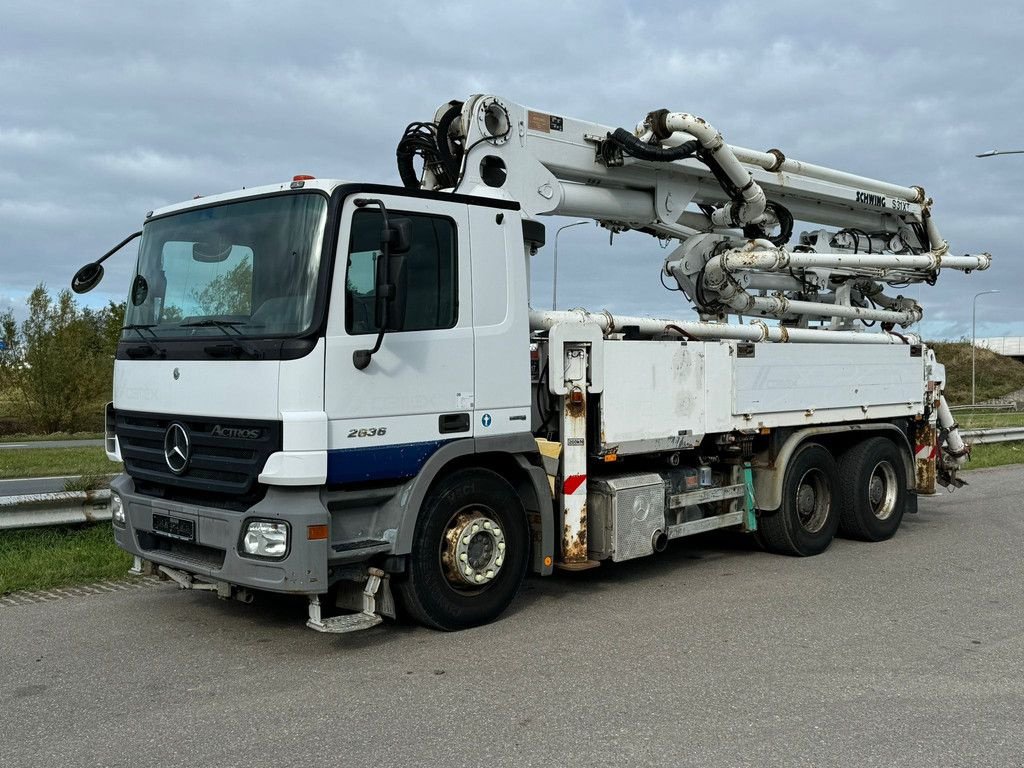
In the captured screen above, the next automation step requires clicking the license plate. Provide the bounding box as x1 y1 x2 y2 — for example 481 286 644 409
152 513 195 541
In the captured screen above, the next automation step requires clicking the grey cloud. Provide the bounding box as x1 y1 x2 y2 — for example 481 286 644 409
1 0 1021 338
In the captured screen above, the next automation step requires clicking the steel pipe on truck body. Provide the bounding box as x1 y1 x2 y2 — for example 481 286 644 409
936 393 968 465
719 249 991 273
658 113 767 227
742 295 922 325
727 145 923 203
529 309 914 345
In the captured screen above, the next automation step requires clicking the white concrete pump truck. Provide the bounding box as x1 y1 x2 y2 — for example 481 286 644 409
72 95 989 632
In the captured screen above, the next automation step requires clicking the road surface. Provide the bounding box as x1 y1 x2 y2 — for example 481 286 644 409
2 466 1022 767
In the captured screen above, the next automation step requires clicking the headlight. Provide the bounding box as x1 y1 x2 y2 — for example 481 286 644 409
242 520 289 558
111 494 125 527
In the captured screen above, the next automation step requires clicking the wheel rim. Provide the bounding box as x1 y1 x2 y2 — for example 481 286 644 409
867 460 899 521
795 468 831 533
439 508 507 591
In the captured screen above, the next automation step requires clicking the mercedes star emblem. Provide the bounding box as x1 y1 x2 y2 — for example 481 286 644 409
163 422 191 474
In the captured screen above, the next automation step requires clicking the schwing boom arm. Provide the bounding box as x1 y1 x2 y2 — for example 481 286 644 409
399 95 990 331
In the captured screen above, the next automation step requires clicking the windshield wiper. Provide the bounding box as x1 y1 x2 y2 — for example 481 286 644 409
180 320 262 359
123 323 166 358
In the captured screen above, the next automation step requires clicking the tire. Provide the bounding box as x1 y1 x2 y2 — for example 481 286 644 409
837 437 908 542
397 468 529 631
759 442 840 556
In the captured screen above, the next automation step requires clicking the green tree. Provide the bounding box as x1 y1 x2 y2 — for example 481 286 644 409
0 285 125 433
191 258 252 316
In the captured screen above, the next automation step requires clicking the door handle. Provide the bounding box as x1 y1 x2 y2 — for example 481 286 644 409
438 413 470 434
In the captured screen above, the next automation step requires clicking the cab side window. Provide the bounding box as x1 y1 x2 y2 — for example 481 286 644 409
346 209 457 335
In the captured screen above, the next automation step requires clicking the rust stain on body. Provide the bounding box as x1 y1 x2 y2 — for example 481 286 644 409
562 502 589 562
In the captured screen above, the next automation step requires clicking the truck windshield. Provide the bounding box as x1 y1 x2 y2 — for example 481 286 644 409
123 193 328 338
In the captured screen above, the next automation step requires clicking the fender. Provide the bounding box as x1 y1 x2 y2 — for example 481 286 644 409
389 432 554 574
753 423 915 513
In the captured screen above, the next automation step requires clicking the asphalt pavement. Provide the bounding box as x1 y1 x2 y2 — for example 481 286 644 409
2 465 1022 767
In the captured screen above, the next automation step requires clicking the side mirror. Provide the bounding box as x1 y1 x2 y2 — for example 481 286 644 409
70 230 142 294
373 253 408 331
72 262 104 294
351 200 410 370
382 218 412 255
385 255 408 330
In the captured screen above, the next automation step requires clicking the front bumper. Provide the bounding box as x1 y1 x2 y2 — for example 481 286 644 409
110 474 332 594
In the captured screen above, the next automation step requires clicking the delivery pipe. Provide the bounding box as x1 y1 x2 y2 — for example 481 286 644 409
529 309 915 345
653 112 767 228
715 248 991 273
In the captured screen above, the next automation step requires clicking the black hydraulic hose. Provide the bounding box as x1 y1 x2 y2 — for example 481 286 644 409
743 201 794 247
607 128 700 163
396 123 432 189
610 125 794 246
396 104 465 190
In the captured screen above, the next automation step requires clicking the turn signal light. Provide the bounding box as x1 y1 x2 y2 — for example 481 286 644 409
307 524 329 541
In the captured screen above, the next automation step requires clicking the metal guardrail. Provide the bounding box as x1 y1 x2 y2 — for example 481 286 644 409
949 400 1018 412
959 427 1024 444
0 489 111 530
1 429 1022 532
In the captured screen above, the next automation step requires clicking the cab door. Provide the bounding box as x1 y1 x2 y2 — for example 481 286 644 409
324 192 474 485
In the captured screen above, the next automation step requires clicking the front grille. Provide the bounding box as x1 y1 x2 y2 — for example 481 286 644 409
137 531 227 569
116 410 281 500
132 480 257 512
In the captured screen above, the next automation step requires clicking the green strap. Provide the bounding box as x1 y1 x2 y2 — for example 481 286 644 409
742 461 757 532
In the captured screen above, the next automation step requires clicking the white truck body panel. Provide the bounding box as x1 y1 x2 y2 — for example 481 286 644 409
113 357 281 420
733 344 922 418
468 205 532 433
597 340 924 455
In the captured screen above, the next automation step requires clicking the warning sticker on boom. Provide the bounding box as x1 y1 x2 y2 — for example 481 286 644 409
528 110 563 133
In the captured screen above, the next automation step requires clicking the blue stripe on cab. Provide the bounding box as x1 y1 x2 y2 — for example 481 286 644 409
326 439 451 485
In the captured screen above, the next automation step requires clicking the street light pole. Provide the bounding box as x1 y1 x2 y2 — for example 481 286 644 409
976 149 1024 158
552 221 588 311
972 290 1000 405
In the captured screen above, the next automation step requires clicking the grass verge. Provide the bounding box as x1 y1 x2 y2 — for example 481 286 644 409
929 342 1024 405
0 446 121 480
965 441 1024 470
0 432 104 443
0 524 131 594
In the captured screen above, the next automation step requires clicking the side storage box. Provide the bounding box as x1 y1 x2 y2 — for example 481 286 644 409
588 473 665 562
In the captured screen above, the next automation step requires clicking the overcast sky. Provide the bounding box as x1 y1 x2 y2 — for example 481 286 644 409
2 0 1021 340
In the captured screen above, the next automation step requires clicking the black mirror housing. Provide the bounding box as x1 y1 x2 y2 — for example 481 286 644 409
382 218 412 254
70 230 143 295
71 262 104 294
373 253 407 331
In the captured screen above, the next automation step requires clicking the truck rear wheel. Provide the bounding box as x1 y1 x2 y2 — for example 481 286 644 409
837 437 907 541
397 468 529 631
759 442 839 557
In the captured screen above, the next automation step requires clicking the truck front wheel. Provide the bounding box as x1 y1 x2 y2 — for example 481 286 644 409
397 468 529 631
759 442 840 557
837 437 908 541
